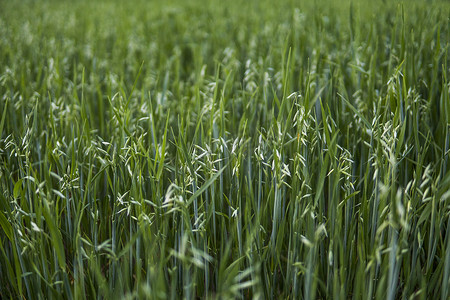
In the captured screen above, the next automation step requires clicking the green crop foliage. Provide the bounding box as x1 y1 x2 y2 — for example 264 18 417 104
0 0 449 299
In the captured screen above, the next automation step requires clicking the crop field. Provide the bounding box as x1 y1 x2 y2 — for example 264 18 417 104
0 0 449 299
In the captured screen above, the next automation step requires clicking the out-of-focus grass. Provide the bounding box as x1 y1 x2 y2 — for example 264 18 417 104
0 0 449 298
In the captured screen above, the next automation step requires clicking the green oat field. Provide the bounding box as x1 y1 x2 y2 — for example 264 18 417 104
0 0 449 299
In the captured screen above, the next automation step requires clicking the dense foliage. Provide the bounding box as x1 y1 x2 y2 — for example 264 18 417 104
0 0 449 299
